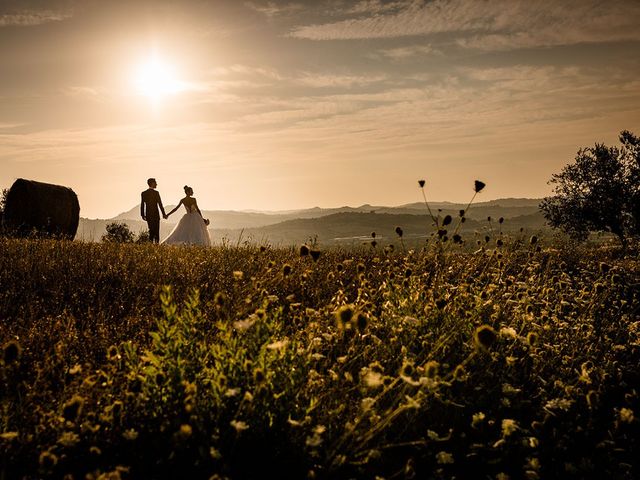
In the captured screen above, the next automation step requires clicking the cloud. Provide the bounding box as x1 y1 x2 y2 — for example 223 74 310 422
245 1 303 18
0 10 72 27
295 73 387 88
289 0 640 50
377 44 439 59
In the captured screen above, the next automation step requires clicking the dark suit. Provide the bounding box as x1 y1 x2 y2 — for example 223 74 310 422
141 188 166 243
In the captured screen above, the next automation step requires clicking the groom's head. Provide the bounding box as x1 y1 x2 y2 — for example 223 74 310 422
147 178 157 189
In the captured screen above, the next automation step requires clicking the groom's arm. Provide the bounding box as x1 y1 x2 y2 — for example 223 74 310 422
157 192 167 217
140 193 146 220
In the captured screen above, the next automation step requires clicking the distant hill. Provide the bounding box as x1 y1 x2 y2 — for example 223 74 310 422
78 198 548 245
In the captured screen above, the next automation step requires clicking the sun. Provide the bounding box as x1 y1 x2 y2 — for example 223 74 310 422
133 54 185 100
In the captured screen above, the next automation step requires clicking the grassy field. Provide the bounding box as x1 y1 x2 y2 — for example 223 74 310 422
0 237 639 479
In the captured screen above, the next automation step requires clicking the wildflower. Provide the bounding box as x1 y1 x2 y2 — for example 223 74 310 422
335 305 354 328
122 429 138 441
231 420 249 433
62 396 84 422
214 292 227 307
57 431 80 447
499 327 517 339
355 312 368 332
619 408 634 423
395 226 403 237
471 412 485 428
400 360 415 377
173 424 193 444
436 451 454 464
3 340 21 364
418 179 426 188
363 370 383 388
474 180 486 193
501 419 518 437
424 360 439 379
39 450 58 469
299 244 310 256
474 325 497 350
267 338 289 350
0 432 18 441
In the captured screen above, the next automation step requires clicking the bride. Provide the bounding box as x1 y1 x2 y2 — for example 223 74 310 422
161 185 211 246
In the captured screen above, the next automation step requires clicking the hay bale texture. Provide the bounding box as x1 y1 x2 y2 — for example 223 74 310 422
3 179 80 239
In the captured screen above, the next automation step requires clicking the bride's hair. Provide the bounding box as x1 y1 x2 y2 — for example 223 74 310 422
184 185 194 196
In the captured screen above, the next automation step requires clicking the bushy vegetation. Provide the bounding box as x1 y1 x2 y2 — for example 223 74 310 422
1 236 639 479
541 130 640 246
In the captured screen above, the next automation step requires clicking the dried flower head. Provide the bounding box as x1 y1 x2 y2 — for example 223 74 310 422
3 340 21 364
356 312 368 332
299 245 310 256
474 325 497 350
474 180 486 193
310 249 321 262
418 179 426 188
335 305 354 328
395 226 403 237
62 396 85 422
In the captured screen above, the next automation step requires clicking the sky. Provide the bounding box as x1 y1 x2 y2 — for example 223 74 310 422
1 0 639 218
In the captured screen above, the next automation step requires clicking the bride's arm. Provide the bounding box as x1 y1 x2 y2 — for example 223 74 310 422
194 198 203 217
166 199 183 217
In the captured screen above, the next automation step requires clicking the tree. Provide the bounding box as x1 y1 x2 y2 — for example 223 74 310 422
540 130 640 246
102 222 135 243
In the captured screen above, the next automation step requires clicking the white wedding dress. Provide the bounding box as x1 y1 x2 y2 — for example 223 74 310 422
162 204 211 246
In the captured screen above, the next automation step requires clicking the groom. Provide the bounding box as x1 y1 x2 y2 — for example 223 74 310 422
140 178 168 243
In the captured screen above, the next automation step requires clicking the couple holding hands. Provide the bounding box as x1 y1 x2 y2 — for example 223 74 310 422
140 178 211 246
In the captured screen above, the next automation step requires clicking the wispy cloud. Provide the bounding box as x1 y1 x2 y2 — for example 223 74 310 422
290 0 640 50
245 1 303 18
376 44 439 59
0 10 72 27
295 73 386 88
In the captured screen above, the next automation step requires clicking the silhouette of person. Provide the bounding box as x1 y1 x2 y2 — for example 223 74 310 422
140 178 167 243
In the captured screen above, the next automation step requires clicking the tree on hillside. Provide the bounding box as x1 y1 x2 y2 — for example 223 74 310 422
102 222 135 243
540 130 640 246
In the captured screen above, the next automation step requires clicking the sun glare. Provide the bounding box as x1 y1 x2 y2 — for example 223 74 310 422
133 54 185 101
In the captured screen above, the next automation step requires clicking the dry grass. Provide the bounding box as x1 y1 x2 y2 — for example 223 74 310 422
1 237 639 479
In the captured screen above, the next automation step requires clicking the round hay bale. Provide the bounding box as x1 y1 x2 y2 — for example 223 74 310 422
3 179 80 239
